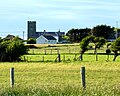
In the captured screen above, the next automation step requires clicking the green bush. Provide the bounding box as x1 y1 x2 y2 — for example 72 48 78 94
0 39 28 62
27 38 36 44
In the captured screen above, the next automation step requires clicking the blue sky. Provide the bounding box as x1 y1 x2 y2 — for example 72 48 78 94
0 0 120 38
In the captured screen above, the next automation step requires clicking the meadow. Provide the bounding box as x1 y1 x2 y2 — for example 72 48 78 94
0 43 120 96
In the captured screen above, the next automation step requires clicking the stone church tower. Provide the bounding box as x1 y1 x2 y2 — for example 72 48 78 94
27 21 36 39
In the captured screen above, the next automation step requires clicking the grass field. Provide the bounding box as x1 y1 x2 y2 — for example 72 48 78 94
0 43 120 96
0 62 120 96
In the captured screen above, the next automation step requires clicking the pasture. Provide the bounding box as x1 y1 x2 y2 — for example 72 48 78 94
0 43 120 96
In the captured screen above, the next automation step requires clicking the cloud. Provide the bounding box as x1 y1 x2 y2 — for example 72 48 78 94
0 0 120 33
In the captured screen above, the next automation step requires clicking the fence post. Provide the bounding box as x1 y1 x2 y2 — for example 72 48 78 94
23 56 25 61
58 54 61 62
27 56 28 62
69 50 70 54
10 68 14 88
45 50 46 55
63 55 65 61
32 49 34 55
74 54 77 60
51 49 52 55
42 56 44 62
81 67 86 89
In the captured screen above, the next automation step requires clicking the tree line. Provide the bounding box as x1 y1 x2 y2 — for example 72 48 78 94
66 24 115 42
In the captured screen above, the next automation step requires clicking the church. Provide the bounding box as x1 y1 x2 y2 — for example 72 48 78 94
27 21 65 43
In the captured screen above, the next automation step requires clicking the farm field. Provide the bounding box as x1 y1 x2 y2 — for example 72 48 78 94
0 43 120 96
0 62 120 96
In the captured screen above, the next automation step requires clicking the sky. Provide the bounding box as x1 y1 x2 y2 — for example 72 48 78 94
0 0 120 39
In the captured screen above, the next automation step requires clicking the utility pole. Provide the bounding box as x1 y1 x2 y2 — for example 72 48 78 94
116 21 118 39
23 31 25 40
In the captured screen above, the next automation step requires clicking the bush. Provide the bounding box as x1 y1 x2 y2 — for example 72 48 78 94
27 38 36 44
0 40 28 62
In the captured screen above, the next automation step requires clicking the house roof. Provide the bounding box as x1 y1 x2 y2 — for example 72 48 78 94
43 35 57 40
4 34 15 40
3 34 23 41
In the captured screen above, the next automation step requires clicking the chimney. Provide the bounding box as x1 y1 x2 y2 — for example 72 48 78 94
44 30 46 35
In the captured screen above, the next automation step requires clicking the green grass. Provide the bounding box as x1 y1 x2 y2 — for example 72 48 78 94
0 62 120 96
0 43 120 95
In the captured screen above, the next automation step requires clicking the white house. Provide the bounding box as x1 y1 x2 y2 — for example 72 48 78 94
36 35 57 44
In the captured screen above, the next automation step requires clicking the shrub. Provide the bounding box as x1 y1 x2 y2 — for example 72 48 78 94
0 40 28 62
27 38 36 44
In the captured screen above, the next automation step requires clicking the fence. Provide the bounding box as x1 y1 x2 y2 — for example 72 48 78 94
29 47 81 55
22 54 79 62
4 67 86 89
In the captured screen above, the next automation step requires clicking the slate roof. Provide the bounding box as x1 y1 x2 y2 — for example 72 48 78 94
43 35 57 40
35 32 65 38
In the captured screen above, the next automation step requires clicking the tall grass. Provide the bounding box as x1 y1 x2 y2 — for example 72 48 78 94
0 62 120 95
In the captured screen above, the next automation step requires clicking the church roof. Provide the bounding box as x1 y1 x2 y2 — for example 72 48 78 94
35 31 65 38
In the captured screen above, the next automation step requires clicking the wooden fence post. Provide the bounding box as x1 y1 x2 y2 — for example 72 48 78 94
74 54 77 60
45 50 46 55
23 56 25 61
42 56 44 62
10 68 14 87
51 49 52 55
32 49 34 55
69 50 70 54
81 67 86 89
58 54 61 62
27 56 28 62
63 55 65 61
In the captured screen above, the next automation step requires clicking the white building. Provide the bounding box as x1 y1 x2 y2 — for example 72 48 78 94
36 35 57 44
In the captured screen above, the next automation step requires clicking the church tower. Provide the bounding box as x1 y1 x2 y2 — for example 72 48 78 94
27 21 36 39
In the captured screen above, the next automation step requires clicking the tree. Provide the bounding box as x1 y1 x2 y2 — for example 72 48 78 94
91 25 114 39
91 36 106 61
79 36 92 61
106 42 111 61
0 38 28 62
79 36 106 61
111 37 120 61
0 37 2 43
27 38 36 44
66 28 91 42
79 28 91 41
66 28 79 42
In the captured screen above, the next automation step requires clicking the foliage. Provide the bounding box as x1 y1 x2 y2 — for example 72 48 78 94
80 36 92 52
0 39 28 62
106 42 112 48
111 37 120 61
79 36 92 61
62 35 70 42
0 37 2 43
79 36 106 61
92 37 106 49
27 38 36 44
106 48 111 55
91 25 114 39
66 28 91 42
91 36 106 61
12 36 23 41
